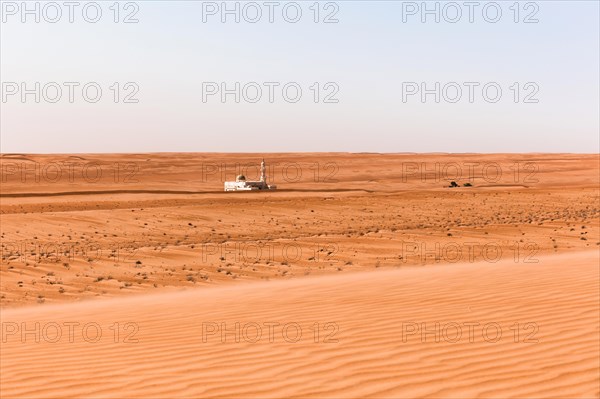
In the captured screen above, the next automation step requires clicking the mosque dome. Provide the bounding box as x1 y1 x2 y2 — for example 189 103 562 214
236 175 246 182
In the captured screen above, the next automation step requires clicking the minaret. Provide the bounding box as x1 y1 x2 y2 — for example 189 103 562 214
260 159 266 183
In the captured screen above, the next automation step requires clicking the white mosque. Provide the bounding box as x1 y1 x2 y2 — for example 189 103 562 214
224 159 277 191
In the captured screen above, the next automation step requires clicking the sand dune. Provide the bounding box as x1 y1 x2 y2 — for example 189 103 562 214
1 251 598 398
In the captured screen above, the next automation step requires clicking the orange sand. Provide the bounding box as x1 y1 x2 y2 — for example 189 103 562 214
1 251 598 398
0 153 598 398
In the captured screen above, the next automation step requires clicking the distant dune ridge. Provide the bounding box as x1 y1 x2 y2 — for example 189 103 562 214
0 153 598 398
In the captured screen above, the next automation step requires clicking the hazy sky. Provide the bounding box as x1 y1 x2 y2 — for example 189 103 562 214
1 1 599 153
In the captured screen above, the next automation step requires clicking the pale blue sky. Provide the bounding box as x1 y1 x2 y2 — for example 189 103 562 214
1 1 599 153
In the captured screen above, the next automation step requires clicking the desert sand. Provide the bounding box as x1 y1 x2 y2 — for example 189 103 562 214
1 251 598 398
1 153 599 398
